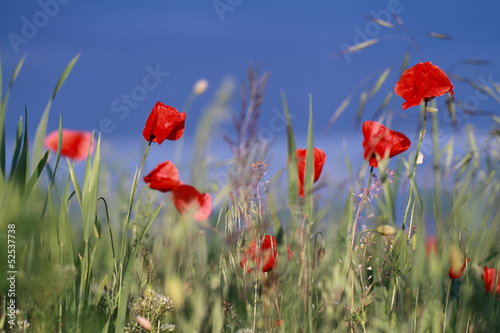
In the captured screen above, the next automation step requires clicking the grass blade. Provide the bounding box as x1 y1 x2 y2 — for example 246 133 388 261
303 94 315 218
23 150 49 201
427 32 452 40
15 107 30 195
327 94 352 129
68 160 83 207
367 16 395 28
371 67 391 97
355 91 368 123
282 93 298 208
137 203 163 246
9 116 24 180
32 53 80 170
1 55 26 178
82 133 100 242
338 38 380 56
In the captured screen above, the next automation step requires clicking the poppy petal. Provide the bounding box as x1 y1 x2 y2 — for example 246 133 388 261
362 121 410 168
143 161 181 192
296 148 326 197
45 129 94 161
395 62 454 110
142 102 186 144
171 185 212 221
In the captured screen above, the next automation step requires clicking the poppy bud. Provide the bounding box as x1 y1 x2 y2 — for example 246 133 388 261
136 316 152 332
193 79 209 95
448 245 469 279
295 148 326 197
376 225 396 236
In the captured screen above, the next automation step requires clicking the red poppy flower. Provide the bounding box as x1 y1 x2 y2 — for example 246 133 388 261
45 129 94 161
362 121 411 168
143 161 181 192
240 235 292 273
143 102 186 144
296 148 326 197
449 257 470 279
483 266 500 295
171 185 211 221
395 62 454 110
425 236 437 257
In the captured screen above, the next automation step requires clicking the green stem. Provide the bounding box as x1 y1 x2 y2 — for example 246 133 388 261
120 141 151 262
117 140 152 303
350 166 374 252
443 279 452 332
402 101 428 232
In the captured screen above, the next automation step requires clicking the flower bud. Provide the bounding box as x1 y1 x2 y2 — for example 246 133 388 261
136 316 152 332
417 152 424 164
193 79 209 95
376 225 396 236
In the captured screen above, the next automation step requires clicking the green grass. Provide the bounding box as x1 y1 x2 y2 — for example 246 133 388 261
1 48 500 333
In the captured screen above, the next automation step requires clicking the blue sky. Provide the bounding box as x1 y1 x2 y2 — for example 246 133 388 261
1 1 500 181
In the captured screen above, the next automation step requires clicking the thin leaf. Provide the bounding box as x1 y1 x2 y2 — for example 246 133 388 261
303 94 314 218
94 214 102 239
493 82 500 96
427 32 452 40
355 91 368 123
339 38 379 55
445 95 457 127
371 68 391 97
373 91 393 118
47 181 60 265
393 14 404 26
136 204 164 252
59 176 75 264
51 116 64 184
367 16 395 28
401 51 410 74
15 107 30 195
327 95 352 128
82 133 100 242
450 74 500 104
464 59 490 66
52 53 80 99
282 93 298 208
23 150 49 201
340 187 354 248
1 55 26 113
68 161 83 207
0 54 26 178
9 116 24 180
32 53 80 170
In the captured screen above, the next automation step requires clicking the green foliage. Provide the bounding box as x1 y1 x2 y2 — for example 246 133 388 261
1 33 500 333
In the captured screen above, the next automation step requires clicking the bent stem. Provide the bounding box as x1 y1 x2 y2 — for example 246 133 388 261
350 166 374 253
402 101 428 232
349 166 373 331
443 279 453 332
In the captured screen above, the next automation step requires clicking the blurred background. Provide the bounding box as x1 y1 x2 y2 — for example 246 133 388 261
1 0 499 184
